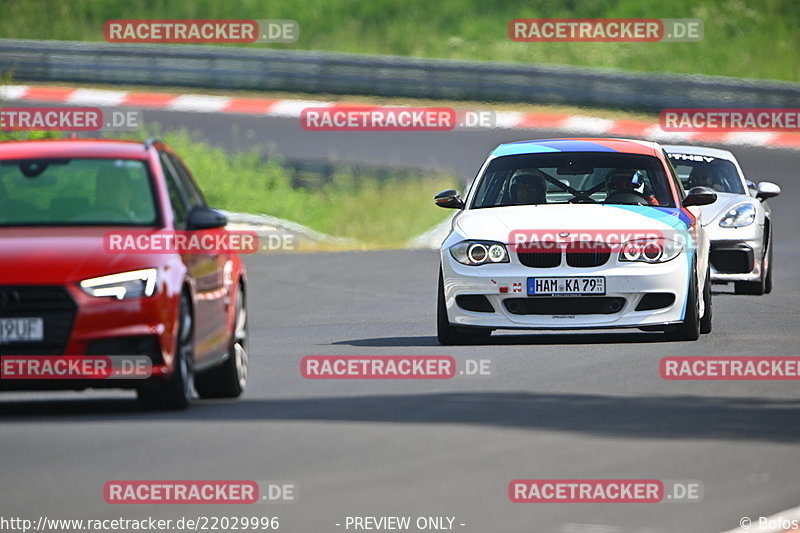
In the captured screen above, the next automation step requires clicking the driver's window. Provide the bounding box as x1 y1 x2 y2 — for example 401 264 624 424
168 153 206 208
160 152 189 229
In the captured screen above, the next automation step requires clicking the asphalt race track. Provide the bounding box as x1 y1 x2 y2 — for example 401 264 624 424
1 107 799 532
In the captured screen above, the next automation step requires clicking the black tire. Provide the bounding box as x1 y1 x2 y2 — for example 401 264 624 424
195 284 248 399
764 237 773 294
138 292 194 410
437 269 492 345
665 263 700 342
700 265 712 334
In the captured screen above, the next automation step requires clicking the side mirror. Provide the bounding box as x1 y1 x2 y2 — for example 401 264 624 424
187 206 227 229
756 181 781 200
434 189 464 209
683 186 717 207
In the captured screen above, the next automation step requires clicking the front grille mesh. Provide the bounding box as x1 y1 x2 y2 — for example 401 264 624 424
517 242 612 268
0 286 76 355
566 243 611 268
517 243 562 268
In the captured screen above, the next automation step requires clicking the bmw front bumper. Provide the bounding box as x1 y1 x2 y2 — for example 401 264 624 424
441 249 692 330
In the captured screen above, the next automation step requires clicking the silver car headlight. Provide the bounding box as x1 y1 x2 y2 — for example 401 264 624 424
619 238 682 264
80 268 158 300
450 240 509 266
719 203 756 228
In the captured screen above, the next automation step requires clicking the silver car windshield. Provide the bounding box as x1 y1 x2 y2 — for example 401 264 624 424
667 154 745 194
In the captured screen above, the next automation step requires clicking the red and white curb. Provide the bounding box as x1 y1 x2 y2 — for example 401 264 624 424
2 84 799 150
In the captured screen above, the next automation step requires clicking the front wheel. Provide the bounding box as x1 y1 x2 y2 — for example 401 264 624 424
138 292 194 410
437 269 492 345
764 237 773 294
665 264 700 342
700 265 712 334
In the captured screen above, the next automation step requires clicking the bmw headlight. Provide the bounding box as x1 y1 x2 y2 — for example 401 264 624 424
719 203 756 228
450 240 509 266
80 268 158 300
619 238 682 264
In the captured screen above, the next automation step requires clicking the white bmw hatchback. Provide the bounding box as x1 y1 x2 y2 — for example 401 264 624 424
435 138 717 344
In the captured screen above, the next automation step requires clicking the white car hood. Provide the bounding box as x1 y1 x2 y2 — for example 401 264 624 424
454 204 687 244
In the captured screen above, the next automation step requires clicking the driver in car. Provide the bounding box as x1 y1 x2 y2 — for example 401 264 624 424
688 166 727 192
605 169 659 205
509 170 548 205
94 166 135 221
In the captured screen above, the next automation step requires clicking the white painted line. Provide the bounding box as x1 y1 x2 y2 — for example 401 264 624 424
67 88 128 106
168 95 231 113
0 85 30 100
723 132 778 147
267 99 332 117
641 125 698 142
721 504 800 532
562 115 615 134
493 111 526 129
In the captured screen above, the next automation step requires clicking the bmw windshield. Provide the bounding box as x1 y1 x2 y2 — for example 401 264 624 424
470 152 676 208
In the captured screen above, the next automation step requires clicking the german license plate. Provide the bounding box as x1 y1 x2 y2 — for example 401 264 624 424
528 277 605 295
0 317 44 343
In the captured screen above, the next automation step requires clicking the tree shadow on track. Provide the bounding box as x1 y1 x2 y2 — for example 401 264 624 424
2 391 799 443
333 331 669 346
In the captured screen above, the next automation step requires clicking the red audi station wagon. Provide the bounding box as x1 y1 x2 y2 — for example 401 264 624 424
0 139 248 409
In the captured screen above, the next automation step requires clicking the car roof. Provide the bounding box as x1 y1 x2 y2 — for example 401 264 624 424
662 144 736 162
491 138 660 158
0 139 152 160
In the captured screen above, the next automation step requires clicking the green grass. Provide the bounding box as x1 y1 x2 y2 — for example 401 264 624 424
0 0 797 81
159 130 456 247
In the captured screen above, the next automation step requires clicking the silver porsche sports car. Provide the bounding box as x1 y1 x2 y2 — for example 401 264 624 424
665 145 780 295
